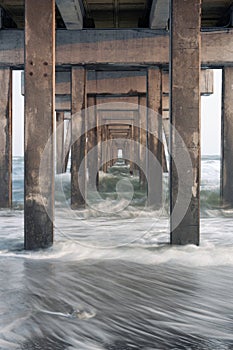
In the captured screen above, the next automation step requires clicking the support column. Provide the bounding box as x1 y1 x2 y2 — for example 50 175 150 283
221 67 233 206
139 96 147 189
71 66 86 208
63 114 71 173
129 125 134 174
56 112 64 174
0 68 12 208
109 134 114 168
24 0 55 249
87 96 99 189
102 125 108 173
133 122 140 173
147 67 163 208
170 0 201 245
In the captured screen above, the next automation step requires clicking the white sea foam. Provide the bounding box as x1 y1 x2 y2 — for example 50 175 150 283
1 156 233 350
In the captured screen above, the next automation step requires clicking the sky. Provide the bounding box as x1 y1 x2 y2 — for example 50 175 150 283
12 69 222 157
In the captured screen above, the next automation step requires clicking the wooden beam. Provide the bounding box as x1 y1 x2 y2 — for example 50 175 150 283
87 70 147 94
2 29 233 66
71 66 86 208
56 0 83 29
24 0 55 250
0 68 12 208
149 0 169 30
104 120 134 125
96 96 139 110
31 68 212 113
170 0 201 245
221 67 233 207
108 126 130 131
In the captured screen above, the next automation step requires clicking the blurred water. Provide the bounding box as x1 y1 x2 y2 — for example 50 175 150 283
1 156 233 350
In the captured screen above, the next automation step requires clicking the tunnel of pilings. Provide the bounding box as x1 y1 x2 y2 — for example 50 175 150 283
0 0 233 249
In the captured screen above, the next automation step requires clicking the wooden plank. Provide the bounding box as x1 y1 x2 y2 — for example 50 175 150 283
87 70 147 94
170 0 201 246
221 67 233 206
147 67 163 208
71 66 86 208
56 0 83 29
2 29 233 66
0 68 12 208
24 0 55 250
149 0 169 29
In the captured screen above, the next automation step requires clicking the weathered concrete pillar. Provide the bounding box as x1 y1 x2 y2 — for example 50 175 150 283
106 127 112 169
129 125 134 174
87 96 98 188
112 142 118 165
221 67 233 206
147 67 163 208
24 0 55 249
133 123 140 173
63 114 71 173
139 96 147 189
102 125 108 173
109 134 114 168
170 0 201 245
0 68 12 208
71 67 86 208
56 112 64 174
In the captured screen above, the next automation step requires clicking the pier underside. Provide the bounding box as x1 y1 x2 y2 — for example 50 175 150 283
0 0 232 249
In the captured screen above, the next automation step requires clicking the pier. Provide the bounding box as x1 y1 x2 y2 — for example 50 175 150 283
0 0 232 249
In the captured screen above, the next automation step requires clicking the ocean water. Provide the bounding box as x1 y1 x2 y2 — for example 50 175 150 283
1 156 233 350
